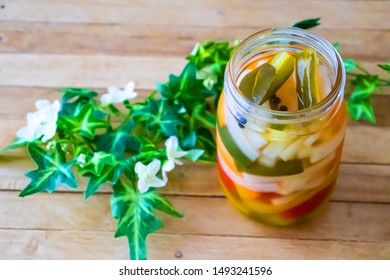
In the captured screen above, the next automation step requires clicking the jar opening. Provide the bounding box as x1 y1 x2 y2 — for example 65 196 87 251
224 27 346 125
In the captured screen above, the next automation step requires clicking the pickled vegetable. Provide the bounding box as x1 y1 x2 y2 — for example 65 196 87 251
239 51 295 105
296 48 321 109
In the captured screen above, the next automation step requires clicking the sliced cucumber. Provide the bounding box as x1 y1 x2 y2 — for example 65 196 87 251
217 123 254 168
242 159 304 177
258 52 296 105
239 52 295 105
218 152 280 192
296 48 321 109
224 105 261 163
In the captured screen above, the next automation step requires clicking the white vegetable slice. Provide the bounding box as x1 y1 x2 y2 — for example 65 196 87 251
304 132 321 146
270 188 312 205
279 136 306 161
297 145 312 159
278 152 336 194
262 139 293 159
243 128 267 150
218 152 280 192
225 105 261 161
310 123 346 163
257 153 277 167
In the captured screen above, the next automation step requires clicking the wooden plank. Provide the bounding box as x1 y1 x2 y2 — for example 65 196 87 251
0 229 388 260
0 54 186 89
343 125 390 164
0 54 387 89
1 191 390 243
1 122 389 164
0 86 388 124
0 1 389 30
0 152 389 203
0 22 389 61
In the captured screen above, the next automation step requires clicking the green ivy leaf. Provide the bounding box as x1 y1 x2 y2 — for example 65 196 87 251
80 152 115 176
344 58 356 72
95 121 140 158
195 127 216 162
111 180 182 260
59 103 107 139
378 63 390 72
85 165 121 198
191 103 217 129
1 137 29 152
350 75 379 100
378 63 390 79
58 88 98 103
347 99 376 123
181 130 197 149
185 149 204 161
19 144 77 197
292 17 321 29
158 62 215 110
133 98 186 136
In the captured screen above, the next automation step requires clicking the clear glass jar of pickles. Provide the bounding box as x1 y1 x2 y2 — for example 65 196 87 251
217 28 347 226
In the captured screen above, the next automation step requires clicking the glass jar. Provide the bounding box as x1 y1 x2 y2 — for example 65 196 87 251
217 27 346 226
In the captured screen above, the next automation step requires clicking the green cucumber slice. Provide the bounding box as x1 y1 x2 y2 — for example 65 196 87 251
217 122 254 168
296 48 321 109
239 52 295 105
241 159 304 177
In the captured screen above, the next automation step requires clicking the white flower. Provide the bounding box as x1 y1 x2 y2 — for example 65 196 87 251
161 136 188 182
100 81 137 106
16 100 61 142
135 159 166 193
163 136 188 173
76 154 87 167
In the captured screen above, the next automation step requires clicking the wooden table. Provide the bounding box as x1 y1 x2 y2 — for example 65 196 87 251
0 0 389 260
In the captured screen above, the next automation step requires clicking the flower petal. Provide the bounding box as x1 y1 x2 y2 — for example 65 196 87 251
134 161 146 175
147 159 161 175
41 122 57 142
16 127 36 142
137 180 150 194
124 81 135 92
100 93 112 106
165 136 178 153
146 176 166 188
35 100 51 110
163 160 175 172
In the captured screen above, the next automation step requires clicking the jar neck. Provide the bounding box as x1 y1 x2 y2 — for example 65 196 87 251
224 27 345 128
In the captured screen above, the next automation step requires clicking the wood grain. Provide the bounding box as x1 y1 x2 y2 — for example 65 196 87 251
0 22 389 61
0 1 389 30
0 0 389 260
0 229 388 260
1 191 390 244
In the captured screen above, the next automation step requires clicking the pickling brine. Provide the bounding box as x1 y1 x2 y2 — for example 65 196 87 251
217 28 347 226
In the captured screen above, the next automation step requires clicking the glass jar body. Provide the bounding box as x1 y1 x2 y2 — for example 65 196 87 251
216 28 347 226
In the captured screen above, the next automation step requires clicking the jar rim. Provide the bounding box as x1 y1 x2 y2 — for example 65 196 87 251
226 27 345 123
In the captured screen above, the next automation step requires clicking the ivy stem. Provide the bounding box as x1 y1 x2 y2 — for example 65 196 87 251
355 64 370 75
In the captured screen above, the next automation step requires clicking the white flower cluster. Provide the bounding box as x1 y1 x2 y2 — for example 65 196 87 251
135 136 196 193
100 81 137 106
16 100 61 142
